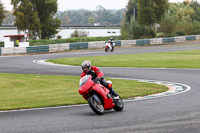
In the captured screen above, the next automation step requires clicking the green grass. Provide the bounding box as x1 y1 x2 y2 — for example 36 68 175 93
48 50 200 69
0 73 167 111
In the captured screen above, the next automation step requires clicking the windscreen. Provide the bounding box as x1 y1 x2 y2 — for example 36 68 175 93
79 75 90 87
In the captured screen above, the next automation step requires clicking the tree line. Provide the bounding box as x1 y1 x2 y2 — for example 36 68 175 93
56 6 124 26
1 0 200 40
121 0 200 39
0 0 124 40
1 5 125 27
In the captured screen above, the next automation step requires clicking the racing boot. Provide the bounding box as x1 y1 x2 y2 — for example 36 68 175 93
107 82 119 99
109 87 119 99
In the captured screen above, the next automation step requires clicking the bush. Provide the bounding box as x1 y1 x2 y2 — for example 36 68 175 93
159 15 177 34
175 30 186 36
28 36 121 46
156 33 165 38
129 19 156 39
71 30 89 37
164 33 177 37
175 20 200 35
176 20 194 35
191 30 200 35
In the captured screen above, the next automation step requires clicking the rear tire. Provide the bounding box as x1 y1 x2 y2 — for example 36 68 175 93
88 95 104 115
113 97 124 111
111 47 114 52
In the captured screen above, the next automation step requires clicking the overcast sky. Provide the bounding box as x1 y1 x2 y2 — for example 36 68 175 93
1 0 199 11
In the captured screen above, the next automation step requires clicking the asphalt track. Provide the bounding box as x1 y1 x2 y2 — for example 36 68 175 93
0 41 200 133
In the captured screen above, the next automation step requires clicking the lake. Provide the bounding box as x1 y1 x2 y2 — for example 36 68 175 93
0 28 121 42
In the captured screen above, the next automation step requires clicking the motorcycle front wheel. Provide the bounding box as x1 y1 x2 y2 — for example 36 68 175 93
88 95 104 115
113 97 124 111
105 48 108 52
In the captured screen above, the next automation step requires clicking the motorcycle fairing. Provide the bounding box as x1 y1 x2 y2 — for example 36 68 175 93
92 84 115 110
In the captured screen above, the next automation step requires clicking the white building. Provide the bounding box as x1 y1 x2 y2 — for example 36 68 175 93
4 34 29 48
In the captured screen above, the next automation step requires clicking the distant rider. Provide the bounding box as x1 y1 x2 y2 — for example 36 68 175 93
108 37 115 50
81 60 119 98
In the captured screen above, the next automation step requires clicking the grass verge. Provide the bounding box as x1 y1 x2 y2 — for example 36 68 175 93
0 73 167 111
48 50 200 69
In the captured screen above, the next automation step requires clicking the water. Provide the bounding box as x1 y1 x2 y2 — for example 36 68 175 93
0 28 121 42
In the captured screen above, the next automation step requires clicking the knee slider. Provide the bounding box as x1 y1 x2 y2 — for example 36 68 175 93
107 80 112 89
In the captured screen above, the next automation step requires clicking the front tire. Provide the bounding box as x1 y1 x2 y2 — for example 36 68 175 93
105 47 108 52
88 95 104 115
113 97 124 111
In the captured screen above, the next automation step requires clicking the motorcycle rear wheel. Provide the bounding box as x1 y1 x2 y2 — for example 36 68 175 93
113 97 124 111
111 47 114 52
88 95 104 115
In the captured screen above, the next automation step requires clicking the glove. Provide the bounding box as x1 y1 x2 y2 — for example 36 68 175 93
93 77 101 83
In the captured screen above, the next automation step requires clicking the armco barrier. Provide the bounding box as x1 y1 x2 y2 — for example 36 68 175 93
49 44 60 52
175 36 186 43
27 46 39 53
88 41 105 48
115 41 121 46
156 38 163 44
1 35 200 56
196 35 200 40
27 45 49 53
150 39 157 45
38 45 49 53
121 40 136 46
186 36 196 41
136 39 150 45
69 42 88 50
1 47 14 55
14 47 26 54
162 37 175 44
59 43 69 51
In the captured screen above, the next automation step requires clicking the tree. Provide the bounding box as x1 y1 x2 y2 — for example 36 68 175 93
55 7 124 26
2 11 15 25
11 0 61 39
159 13 177 34
125 0 138 22
159 2 200 35
32 0 61 39
88 17 95 24
137 0 169 27
0 0 6 25
121 0 138 39
12 0 40 39
121 0 156 39
190 1 200 22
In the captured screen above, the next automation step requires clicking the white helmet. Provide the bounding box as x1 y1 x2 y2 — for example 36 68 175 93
81 61 92 72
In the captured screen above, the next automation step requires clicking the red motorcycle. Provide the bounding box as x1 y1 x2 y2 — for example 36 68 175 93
79 75 124 115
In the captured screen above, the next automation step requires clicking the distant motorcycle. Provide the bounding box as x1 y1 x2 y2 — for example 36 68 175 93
79 75 124 115
105 42 115 52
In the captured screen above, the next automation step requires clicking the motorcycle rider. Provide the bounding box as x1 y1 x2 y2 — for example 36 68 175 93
108 37 115 50
81 60 119 98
